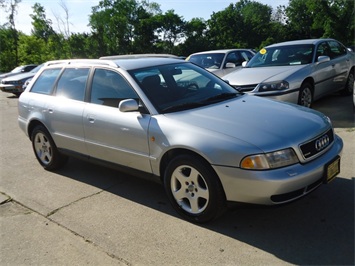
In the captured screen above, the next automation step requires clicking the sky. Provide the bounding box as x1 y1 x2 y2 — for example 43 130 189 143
0 0 289 35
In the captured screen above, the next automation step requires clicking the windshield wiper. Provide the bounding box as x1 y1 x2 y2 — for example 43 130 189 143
161 93 239 113
161 102 208 113
201 92 239 103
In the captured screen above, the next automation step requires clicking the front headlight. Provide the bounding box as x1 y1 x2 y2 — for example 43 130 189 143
241 148 298 170
256 80 289 92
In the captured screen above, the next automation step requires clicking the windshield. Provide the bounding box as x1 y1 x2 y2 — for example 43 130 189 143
30 64 44 73
129 62 241 113
247 44 314 68
11 66 24 73
188 53 225 69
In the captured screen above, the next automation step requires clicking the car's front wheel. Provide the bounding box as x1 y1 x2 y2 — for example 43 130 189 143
298 82 313 108
31 125 68 170
164 154 226 223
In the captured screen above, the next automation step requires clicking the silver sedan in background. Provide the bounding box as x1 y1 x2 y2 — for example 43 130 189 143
223 39 355 107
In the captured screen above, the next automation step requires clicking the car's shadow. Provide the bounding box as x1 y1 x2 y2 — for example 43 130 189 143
56 156 354 266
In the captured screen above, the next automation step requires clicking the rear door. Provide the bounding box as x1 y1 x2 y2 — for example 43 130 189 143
313 41 337 99
327 40 350 91
45 67 90 154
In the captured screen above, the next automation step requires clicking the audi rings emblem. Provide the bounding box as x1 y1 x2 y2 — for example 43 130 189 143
315 135 330 151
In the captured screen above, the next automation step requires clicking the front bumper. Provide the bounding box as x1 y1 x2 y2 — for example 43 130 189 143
213 134 343 205
0 84 22 93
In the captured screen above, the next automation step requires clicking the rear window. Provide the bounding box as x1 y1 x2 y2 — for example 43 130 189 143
188 53 224 69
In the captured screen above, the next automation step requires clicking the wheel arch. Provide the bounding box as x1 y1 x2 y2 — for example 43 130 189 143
301 77 315 93
27 120 49 140
159 148 220 183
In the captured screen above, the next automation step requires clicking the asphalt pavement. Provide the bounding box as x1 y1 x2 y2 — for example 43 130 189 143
0 91 354 266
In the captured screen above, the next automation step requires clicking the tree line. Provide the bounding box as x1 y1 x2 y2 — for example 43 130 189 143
0 0 354 72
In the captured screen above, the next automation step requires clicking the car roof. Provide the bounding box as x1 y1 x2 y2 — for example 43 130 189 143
266 38 336 48
44 57 186 71
190 49 253 55
99 53 179 60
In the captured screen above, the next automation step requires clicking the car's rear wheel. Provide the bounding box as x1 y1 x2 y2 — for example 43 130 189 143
164 154 226 223
31 125 68 170
298 82 313 108
340 69 354 96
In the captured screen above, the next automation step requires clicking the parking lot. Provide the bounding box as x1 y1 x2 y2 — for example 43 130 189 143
0 91 354 265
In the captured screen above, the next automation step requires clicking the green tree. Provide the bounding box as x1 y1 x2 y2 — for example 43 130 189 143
307 0 354 44
30 3 56 41
1 0 21 66
154 10 186 54
68 33 96 58
286 0 322 39
179 18 209 56
285 0 354 44
0 27 17 71
17 34 46 64
239 0 273 48
207 1 274 49
207 3 244 48
89 0 142 56
130 2 161 53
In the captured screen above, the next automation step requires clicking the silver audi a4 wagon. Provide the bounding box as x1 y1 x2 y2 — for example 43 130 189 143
18 57 343 223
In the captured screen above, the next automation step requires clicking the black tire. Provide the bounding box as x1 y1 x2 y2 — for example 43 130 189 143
163 154 226 223
340 70 354 96
31 125 68 170
298 82 313 108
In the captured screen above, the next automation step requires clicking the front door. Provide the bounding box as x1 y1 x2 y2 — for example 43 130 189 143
83 68 152 172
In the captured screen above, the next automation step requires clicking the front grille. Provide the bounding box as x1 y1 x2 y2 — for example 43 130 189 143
300 128 334 159
233 84 257 92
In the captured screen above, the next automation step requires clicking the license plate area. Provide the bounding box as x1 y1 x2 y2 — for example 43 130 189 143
324 156 340 183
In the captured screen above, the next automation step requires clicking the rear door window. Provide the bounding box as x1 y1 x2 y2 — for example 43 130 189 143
328 40 347 59
56 68 90 101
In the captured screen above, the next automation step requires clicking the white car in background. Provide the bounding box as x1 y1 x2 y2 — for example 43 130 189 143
186 49 255 77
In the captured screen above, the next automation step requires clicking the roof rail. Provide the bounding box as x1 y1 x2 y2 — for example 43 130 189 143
44 59 118 67
99 54 178 60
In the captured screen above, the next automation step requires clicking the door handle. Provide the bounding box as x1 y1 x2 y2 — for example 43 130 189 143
87 115 95 123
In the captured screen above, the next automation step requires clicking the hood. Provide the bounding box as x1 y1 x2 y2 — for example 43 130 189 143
0 72 20 80
223 65 305 85
2 72 36 82
166 95 330 152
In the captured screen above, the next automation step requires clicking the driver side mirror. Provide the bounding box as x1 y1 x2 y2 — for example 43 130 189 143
119 99 139 112
317 55 330 64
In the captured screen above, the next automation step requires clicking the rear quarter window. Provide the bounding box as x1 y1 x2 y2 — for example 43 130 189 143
30 68 62 95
